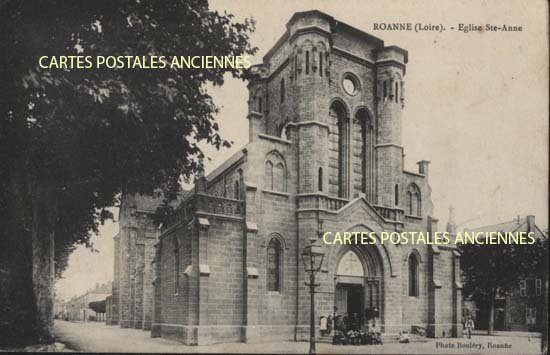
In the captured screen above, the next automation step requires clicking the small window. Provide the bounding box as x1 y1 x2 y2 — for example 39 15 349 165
383 80 387 99
294 56 298 77
526 307 536 325
319 52 323 77
280 79 285 103
519 279 526 296
258 97 262 113
395 82 399 102
408 254 419 297
267 238 282 292
305 51 310 75
395 184 399 206
536 279 542 296
234 180 240 200
318 167 323 192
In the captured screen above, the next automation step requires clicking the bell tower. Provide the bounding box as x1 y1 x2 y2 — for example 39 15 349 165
375 46 407 207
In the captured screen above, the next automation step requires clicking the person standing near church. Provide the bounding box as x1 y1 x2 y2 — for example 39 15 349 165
465 315 475 339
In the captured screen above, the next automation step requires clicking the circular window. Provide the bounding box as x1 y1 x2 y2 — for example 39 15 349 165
342 74 359 96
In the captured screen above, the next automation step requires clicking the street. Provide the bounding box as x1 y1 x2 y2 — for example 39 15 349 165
54 320 543 354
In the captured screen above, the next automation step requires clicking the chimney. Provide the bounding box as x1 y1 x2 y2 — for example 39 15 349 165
526 215 535 232
417 160 430 176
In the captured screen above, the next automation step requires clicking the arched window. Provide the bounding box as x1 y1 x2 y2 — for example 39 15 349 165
395 184 399 206
294 55 298 77
383 80 387 99
234 180 240 200
406 184 421 216
318 167 323 192
265 161 273 190
267 238 282 292
414 192 421 216
280 79 285 103
356 109 372 196
331 102 349 198
257 97 262 112
265 151 286 192
305 50 310 75
274 163 285 192
408 253 419 297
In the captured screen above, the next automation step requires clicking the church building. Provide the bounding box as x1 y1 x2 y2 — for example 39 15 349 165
108 10 463 345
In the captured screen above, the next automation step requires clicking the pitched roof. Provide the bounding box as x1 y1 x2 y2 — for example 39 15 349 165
465 217 546 238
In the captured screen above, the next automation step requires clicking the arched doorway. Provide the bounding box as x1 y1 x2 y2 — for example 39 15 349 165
335 251 364 319
334 245 383 329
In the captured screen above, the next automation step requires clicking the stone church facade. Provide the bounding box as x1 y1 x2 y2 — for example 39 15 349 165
108 10 463 345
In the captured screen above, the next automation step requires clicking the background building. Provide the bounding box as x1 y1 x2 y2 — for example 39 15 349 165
463 216 547 332
66 282 111 322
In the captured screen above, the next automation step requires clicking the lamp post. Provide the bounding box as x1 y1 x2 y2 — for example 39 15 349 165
302 222 325 355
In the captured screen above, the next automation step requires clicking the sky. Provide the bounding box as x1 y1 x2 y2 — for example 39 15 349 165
56 0 548 301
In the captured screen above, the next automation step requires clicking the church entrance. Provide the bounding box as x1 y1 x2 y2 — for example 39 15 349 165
335 284 364 319
334 248 383 330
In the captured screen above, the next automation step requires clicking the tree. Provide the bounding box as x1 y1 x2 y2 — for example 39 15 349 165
88 300 106 315
0 0 255 345
459 237 548 335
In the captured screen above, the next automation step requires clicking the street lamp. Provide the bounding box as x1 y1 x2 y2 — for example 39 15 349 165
302 233 325 355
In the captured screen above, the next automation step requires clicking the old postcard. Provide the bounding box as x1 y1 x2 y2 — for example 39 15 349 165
0 0 548 354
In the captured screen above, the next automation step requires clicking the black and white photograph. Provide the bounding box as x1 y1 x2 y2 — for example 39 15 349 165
0 0 548 354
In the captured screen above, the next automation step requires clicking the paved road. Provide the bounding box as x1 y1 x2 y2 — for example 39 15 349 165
54 320 542 354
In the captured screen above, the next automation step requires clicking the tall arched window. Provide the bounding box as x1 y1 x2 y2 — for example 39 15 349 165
331 102 349 198
383 80 387 99
318 167 323 192
280 79 285 103
267 238 282 292
274 163 285 192
265 161 273 190
356 109 372 197
265 151 287 192
408 253 419 297
234 180 240 200
406 184 421 216
305 50 310 75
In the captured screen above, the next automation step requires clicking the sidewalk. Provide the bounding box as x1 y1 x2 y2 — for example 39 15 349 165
54 320 543 354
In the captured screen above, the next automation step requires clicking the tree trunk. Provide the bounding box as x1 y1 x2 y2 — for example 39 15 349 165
31 180 58 344
487 290 495 335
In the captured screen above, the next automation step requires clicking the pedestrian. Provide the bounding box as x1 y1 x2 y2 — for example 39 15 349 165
320 315 328 336
352 312 359 331
342 312 349 332
327 315 333 334
398 330 410 343
465 315 475 339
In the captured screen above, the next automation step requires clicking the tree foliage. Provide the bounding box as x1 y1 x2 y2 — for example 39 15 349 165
0 0 255 345
88 300 106 314
459 236 548 333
